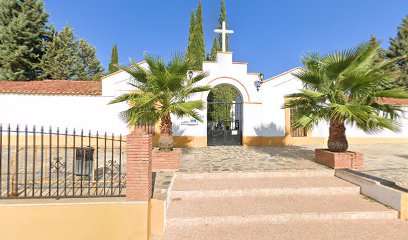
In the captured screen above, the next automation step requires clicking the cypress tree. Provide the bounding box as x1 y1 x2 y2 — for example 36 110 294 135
388 16 408 89
186 10 195 62
108 44 119 74
0 0 50 80
192 1 205 70
40 24 78 80
76 39 104 80
209 37 218 61
217 0 229 51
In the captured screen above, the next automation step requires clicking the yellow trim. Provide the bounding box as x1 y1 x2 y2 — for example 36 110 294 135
153 136 207 148
202 76 251 102
243 136 327 146
263 67 303 83
100 61 147 80
0 199 166 240
149 199 166 238
243 102 261 104
284 97 310 137
243 136 408 146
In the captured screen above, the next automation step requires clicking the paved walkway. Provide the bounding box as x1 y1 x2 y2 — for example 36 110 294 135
180 144 408 189
349 144 408 189
180 146 327 173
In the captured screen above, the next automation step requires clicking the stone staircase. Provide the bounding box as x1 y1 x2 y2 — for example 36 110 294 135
164 170 408 240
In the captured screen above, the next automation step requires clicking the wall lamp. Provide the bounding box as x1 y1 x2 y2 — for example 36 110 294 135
254 73 264 91
188 70 194 80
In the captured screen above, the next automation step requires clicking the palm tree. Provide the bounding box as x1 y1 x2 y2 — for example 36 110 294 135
110 54 211 151
283 42 408 152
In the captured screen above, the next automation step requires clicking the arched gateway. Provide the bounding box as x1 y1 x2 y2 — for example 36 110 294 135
207 84 243 146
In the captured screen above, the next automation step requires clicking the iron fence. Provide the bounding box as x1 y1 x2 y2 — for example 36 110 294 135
0 125 126 199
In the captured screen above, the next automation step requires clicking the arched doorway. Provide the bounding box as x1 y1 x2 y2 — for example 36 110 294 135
207 84 243 146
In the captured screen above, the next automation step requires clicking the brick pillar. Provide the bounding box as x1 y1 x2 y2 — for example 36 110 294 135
126 126 153 201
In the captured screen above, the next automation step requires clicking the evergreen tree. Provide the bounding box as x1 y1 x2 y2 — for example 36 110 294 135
369 35 400 88
388 16 408 89
41 25 104 80
40 24 78 80
186 10 195 62
369 35 387 64
76 39 104 80
209 37 218 61
217 0 228 51
192 1 205 70
0 0 50 80
108 44 119 74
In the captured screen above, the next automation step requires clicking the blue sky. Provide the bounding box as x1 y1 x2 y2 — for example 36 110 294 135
44 0 408 78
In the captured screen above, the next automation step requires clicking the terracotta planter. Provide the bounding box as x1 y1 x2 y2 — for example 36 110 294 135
315 149 364 169
152 148 182 171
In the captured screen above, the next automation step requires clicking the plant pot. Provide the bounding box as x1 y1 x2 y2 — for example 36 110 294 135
152 148 182 171
315 149 364 169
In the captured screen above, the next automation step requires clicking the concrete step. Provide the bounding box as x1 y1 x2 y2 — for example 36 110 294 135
172 175 360 198
176 170 335 180
173 175 356 191
164 219 408 240
172 186 360 198
167 194 397 225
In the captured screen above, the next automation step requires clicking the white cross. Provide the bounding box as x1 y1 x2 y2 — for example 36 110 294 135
214 21 234 52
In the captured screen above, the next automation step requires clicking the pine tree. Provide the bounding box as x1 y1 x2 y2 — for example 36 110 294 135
388 16 408 89
209 37 218 61
108 44 119 74
369 35 386 64
76 39 104 80
369 34 400 88
192 1 205 70
217 0 228 51
40 24 104 80
0 0 50 80
40 24 78 80
186 10 195 62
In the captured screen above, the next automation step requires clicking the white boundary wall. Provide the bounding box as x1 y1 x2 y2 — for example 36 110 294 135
0 94 129 135
1 52 407 140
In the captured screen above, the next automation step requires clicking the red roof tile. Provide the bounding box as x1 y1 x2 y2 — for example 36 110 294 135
0 80 102 96
377 98 408 106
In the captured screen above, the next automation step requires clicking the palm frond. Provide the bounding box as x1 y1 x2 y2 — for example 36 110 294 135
170 100 205 122
374 90 408 99
109 92 143 105
291 69 322 88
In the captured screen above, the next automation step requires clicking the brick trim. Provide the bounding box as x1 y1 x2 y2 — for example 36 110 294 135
315 149 364 169
126 127 153 201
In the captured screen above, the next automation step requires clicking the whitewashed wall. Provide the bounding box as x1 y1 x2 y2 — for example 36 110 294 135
170 52 263 138
266 72 408 139
0 94 129 135
261 70 303 137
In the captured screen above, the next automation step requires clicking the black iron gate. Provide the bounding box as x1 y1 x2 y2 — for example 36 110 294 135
207 102 243 146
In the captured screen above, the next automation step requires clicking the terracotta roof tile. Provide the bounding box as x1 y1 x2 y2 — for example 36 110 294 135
377 98 408 106
0 80 102 96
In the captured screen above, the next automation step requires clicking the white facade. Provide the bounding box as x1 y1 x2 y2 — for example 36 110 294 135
1 51 407 145
0 94 128 134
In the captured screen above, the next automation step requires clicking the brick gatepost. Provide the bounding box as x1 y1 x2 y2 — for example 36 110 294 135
126 126 153 201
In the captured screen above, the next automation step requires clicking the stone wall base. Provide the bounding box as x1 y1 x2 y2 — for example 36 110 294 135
315 149 364 169
152 148 182 171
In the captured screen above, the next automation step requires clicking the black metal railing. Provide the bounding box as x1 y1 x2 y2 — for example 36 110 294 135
0 125 126 199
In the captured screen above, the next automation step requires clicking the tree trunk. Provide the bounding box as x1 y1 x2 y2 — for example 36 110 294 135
327 120 348 152
158 113 174 151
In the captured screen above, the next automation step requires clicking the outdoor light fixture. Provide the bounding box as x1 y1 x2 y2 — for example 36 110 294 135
259 73 264 81
254 73 264 91
188 70 194 80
